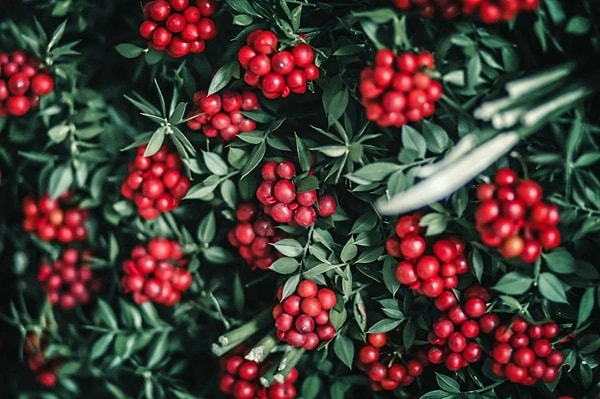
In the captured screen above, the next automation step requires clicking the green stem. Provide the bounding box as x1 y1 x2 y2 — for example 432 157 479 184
211 308 272 357
505 61 577 99
273 347 305 384
462 378 505 394
245 332 278 363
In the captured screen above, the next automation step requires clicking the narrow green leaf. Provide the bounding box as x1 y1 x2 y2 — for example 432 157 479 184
197 212 216 244
48 164 74 200
269 257 299 274
203 151 228 176
240 142 266 179
577 287 595 327
272 239 304 258
333 335 354 369
492 272 533 295
208 62 237 95
115 43 144 58
143 128 165 157
367 318 402 333
538 272 569 303
435 372 461 393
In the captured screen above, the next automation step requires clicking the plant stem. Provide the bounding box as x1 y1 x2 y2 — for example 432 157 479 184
273 347 305 384
211 308 272 357
245 332 278 363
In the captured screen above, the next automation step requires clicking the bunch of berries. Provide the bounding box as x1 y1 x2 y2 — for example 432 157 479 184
23 332 63 387
140 0 217 58
386 213 468 298
237 30 319 99
490 317 564 385
219 346 299 399
0 50 54 117
392 0 540 23
121 238 192 306
256 161 337 227
38 248 101 310
121 145 191 220
186 90 260 141
475 168 561 263
228 203 289 271
359 49 442 128
356 332 426 391
22 192 89 243
427 286 497 371
272 280 338 350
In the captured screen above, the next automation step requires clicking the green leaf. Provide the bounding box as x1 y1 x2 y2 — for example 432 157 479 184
301 374 322 399
197 212 216 244
451 187 468 217
203 246 236 264
382 256 400 296
97 299 118 329
208 62 238 95
233 14 253 26
367 318 402 333
144 128 166 157
269 257 299 274
91 333 115 359
185 181 219 200
119 299 142 329
241 142 266 179
419 213 449 236
340 239 358 263
203 151 228 176
272 239 304 258
346 162 402 184
542 248 575 274
115 43 144 58
402 125 427 159
168 102 187 124
220 179 237 210
333 335 354 369
295 134 312 173
538 272 569 303
471 248 484 283
48 164 74 200
327 89 349 126
435 372 460 393
565 16 590 35
421 390 455 399
492 272 533 295
422 121 450 154
577 287 595 327
48 124 71 143
281 274 300 300
295 175 319 193
147 332 169 368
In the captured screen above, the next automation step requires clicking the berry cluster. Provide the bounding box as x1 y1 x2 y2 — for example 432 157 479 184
121 145 191 219
359 49 442 128
0 50 54 117
256 161 337 227
38 248 101 310
272 280 337 350
475 168 561 263
219 347 299 399
238 30 319 99
186 90 260 141
228 203 289 270
140 0 217 58
427 286 496 371
490 317 564 385
356 332 426 391
387 213 468 298
22 193 89 243
23 332 62 387
121 238 192 306
392 0 540 23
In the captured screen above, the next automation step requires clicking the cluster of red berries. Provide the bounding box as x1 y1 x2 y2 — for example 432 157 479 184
386 213 468 298
359 49 442 128
392 0 539 23
490 317 564 385
219 346 298 399
427 286 496 371
22 193 89 243
38 248 101 310
0 50 54 117
356 332 426 391
475 168 561 263
121 238 192 306
140 0 217 58
186 90 260 141
272 280 337 350
24 332 62 387
228 203 289 270
256 161 337 227
238 30 319 99
121 145 191 220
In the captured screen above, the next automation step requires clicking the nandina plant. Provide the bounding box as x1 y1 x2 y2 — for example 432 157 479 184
1 1 600 399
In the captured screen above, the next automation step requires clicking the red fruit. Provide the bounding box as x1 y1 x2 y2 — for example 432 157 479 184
238 46 257 69
395 261 417 285
427 346 444 364
316 194 336 217
197 17 217 41
166 13 186 33
300 296 322 317
292 43 314 68
316 323 336 341
152 27 172 47
539 227 561 249
516 180 542 206
434 290 457 311
415 256 440 280
262 73 286 93
7 95 31 116
148 0 171 21
520 239 542 262
463 297 486 319
479 313 500 334
495 168 517 186
492 343 513 364
147 238 172 260
461 320 480 339
316 288 336 310
448 304 468 325
276 161 296 179
447 331 467 353
367 333 387 348
273 179 296 203
546 350 564 367
358 344 380 364
171 269 192 292
475 199 500 224
433 319 454 339
543 322 560 339
271 51 295 75
297 280 318 298
432 239 457 263
8 73 30 96
396 52 418 73
373 67 394 88
421 276 444 297
286 329 307 347
514 347 536 367
505 362 526 383
399 234 426 259
381 91 406 113
252 30 278 54
232 380 255 399
368 362 387 382
462 342 482 363
303 64 320 80
271 202 293 223
445 352 463 371
275 313 294 332
499 235 524 258
238 361 259 381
